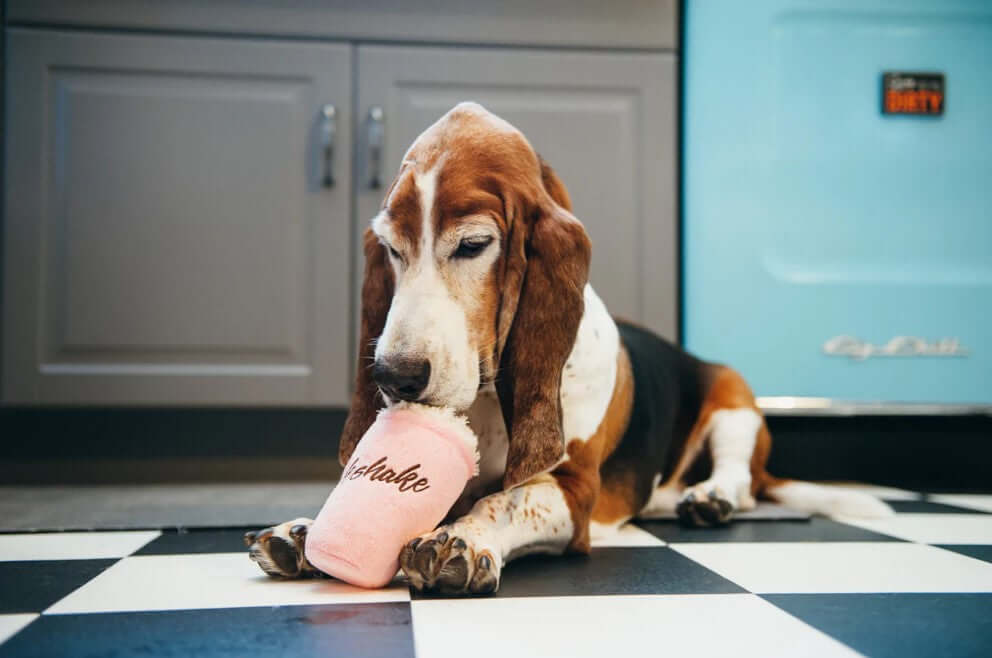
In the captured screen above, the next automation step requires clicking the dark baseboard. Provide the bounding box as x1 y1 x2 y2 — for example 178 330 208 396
0 407 347 460
0 457 342 484
1 408 990 490
766 414 992 493
0 407 347 484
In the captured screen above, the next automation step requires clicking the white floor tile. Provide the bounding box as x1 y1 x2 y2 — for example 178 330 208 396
0 531 160 561
838 514 992 544
590 523 665 548
0 614 37 643
45 553 409 614
411 594 859 658
928 494 992 513
671 542 992 593
827 483 922 501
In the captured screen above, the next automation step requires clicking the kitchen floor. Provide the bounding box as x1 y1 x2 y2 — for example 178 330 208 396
1 487 990 658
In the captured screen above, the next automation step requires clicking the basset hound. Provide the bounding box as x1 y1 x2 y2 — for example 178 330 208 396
245 102 892 594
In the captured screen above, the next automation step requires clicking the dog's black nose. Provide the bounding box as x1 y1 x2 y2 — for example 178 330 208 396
372 359 431 402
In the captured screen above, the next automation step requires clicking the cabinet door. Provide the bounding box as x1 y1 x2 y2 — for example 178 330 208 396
4 30 352 405
356 46 677 340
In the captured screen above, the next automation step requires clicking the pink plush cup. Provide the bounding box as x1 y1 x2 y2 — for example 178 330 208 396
305 403 478 588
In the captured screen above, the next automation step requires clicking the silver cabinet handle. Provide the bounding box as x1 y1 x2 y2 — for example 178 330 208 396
367 106 385 189
320 104 336 188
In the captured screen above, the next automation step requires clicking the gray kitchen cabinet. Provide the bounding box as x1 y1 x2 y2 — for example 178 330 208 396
3 17 679 408
355 45 678 341
3 30 353 405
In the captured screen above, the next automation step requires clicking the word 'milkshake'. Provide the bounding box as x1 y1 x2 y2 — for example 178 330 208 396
342 456 431 493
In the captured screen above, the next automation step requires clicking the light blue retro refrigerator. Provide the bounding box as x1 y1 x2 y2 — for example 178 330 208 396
683 0 991 411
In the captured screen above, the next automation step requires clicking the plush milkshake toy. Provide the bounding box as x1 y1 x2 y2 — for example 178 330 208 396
305 403 478 588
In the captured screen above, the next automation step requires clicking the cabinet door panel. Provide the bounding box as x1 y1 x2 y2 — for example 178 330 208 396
4 30 352 405
356 46 677 341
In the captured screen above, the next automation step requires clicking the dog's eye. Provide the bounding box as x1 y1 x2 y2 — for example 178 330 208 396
453 236 493 259
386 244 402 260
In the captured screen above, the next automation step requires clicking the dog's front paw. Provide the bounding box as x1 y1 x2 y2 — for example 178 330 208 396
244 518 321 579
400 525 501 595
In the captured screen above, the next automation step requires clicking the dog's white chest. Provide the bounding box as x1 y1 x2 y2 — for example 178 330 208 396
559 285 620 442
461 284 619 503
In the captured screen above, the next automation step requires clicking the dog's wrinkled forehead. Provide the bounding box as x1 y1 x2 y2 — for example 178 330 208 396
381 102 540 247
404 101 523 166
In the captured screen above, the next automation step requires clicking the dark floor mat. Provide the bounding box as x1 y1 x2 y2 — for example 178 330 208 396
0 483 334 532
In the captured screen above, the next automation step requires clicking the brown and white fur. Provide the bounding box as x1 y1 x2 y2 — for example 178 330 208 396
245 102 892 594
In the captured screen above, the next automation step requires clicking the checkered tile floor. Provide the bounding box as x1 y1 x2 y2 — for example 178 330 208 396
1 487 991 658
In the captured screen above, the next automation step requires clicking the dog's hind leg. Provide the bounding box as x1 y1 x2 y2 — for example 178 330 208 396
637 409 762 526
675 407 763 525
635 412 713 520
637 366 769 526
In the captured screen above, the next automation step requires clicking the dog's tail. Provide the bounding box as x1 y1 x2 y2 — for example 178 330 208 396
758 476 895 519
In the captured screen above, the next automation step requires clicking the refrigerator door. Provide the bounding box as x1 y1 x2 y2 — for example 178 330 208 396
683 0 992 406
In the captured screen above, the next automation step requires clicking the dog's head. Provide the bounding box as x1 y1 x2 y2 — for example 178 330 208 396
340 102 591 489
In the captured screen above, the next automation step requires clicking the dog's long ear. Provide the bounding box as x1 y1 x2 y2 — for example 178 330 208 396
496 159 591 489
538 156 573 212
339 228 394 465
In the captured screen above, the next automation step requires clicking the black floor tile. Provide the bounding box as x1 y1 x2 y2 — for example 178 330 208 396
936 545 992 564
411 547 746 599
636 517 903 543
763 593 992 658
134 529 254 555
0 560 116 614
0 603 414 658
888 500 991 514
